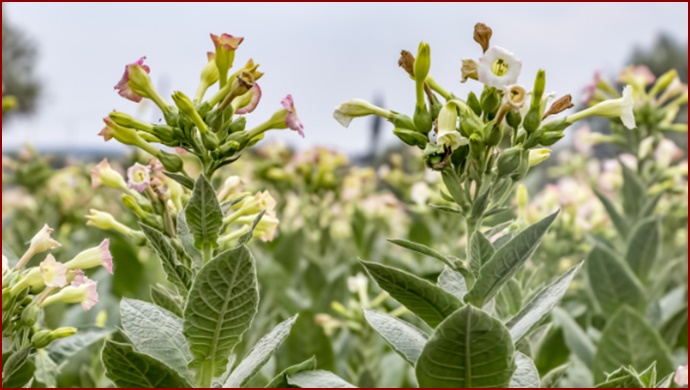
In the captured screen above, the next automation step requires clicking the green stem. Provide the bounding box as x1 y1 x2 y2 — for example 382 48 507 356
202 244 212 265
196 360 215 388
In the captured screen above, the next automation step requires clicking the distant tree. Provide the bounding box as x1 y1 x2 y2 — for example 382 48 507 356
2 10 41 121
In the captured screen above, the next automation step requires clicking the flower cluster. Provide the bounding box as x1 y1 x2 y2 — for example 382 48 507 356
3 224 111 351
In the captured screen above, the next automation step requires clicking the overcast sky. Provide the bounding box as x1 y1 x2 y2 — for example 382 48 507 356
2 2 688 154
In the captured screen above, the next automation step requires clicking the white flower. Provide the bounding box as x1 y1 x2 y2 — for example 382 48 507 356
675 365 688 387
90 159 127 190
347 273 369 294
436 101 470 150
333 99 391 128
567 85 636 129
39 254 68 288
411 182 433 205
478 46 522 89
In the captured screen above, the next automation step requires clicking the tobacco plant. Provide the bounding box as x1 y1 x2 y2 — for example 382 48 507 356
88 33 347 388
333 23 646 388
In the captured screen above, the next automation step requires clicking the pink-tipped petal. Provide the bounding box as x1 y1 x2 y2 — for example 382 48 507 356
127 163 151 192
99 239 113 274
40 254 68 288
236 84 262 115
281 95 305 137
114 57 149 102
211 33 244 50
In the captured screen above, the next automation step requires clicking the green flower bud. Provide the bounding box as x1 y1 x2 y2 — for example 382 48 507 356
414 42 431 83
451 145 469 168
469 133 485 160
467 92 482 117
157 152 184 173
109 112 153 133
32 330 53 349
484 123 503 146
528 148 551 167
51 327 78 340
649 69 677 97
480 87 500 115
511 150 530 181
459 108 484 137
540 117 571 133
389 112 416 130
151 125 177 143
523 107 541 133
506 110 522 129
532 69 546 109
497 147 523 176
539 131 564 146
21 304 40 326
413 105 433 134
393 128 428 148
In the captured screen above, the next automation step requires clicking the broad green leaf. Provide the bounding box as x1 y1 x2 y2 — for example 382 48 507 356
469 231 494 276
465 211 559 307
416 305 516 388
140 223 193 294
506 261 583 342
497 279 523 318
101 341 192 388
361 260 461 328
150 284 184 318
587 245 646 316
510 352 540 388
2 348 35 388
185 174 223 250
660 309 688 347
265 356 317 388
177 212 202 267
120 298 192 379
223 315 298 388
278 311 335 373
363 309 428 365
34 350 58 388
621 163 646 218
552 308 596 368
640 193 662 217
593 189 629 238
387 238 451 267
593 306 673 383
47 328 113 364
437 267 466 300
540 363 569 388
625 217 661 282
183 245 259 376
287 370 357 388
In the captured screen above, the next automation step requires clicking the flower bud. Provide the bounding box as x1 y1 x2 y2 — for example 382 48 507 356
467 92 482 116
393 128 428 148
413 105 433 134
157 151 184 173
528 148 551 167
469 134 485 160
473 23 492 53
484 123 503 146
51 327 78 340
333 99 392 128
497 147 523 176
21 304 40 326
64 239 113 274
540 117 571 133
389 112 416 130
506 110 522 129
649 69 678 97
480 87 500 115
200 52 219 90
539 131 564 146
523 107 541 133
414 42 431 83
531 69 546 109
32 330 53 349
109 111 154 133
511 151 530 181
211 33 244 86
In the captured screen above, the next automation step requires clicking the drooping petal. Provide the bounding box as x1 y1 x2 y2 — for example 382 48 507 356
114 57 150 102
281 94 305 137
235 84 262 115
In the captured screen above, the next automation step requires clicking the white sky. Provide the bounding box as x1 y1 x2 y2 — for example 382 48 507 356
2 2 688 154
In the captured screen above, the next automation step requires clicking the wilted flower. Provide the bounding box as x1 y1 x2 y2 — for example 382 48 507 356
333 99 391 128
127 163 151 192
39 254 68 288
91 159 127 190
478 46 522 89
460 59 479 83
235 84 262 115
41 274 99 311
567 85 636 129
114 57 151 103
281 95 305 137
675 365 688 387
502 85 527 110
65 239 113 274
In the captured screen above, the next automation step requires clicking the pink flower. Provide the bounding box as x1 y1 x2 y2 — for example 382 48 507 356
581 70 601 105
655 139 683 168
236 84 262 115
98 117 116 142
127 163 151 192
281 95 304 137
210 33 244 51
90 159 127 190
675 365 688 387
39 254 68 288
618 65 656 88
64 239 113 274
70 274 99 311
114 57 150 103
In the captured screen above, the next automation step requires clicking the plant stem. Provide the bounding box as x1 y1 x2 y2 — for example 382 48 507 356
197 360 215 388
202 244 212 265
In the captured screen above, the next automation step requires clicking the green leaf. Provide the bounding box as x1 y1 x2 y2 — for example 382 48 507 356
468 231 494 276
593 306 673 383
47 328 113 364
595 366 645 388
140 223 193 295
287 370 357 388
437 267 467 300
185 174 223 250
465 211 559 307
510 352 540 388
34 350 58 388
237 209 266 246
587 245 646 316
387 238 451 267
183 245 259 376
163 171 195 190
656 372 675 388
223 315 298 388
621 163 646 218
540 363 569 388
265 356 317 388
625 217 661 282
593 189 629 238
361 260 462 328
101 341 193 388
640 193 662 217
120 298 193 380
150 284 184 318
363 309 428 366
177 212 202 267
416 305 516 388
2 348 35 388
638 362 658 387
552 307 596 368
278 311 335 373
506 261 583 342
497 279 523 318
